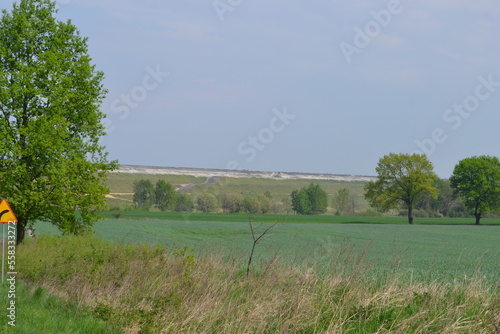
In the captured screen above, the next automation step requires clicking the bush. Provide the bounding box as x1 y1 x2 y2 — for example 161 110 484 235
111 209 122 219
243 196 261 214
108 205 123 219
196 193 218 213
175 194 194 213
220 193 244 213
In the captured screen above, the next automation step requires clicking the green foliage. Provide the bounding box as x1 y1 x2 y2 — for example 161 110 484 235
0 0 117 242
174 193 194 212
220 193 244 213
154 180 177 211
258 194 272 214
264 190 272 199
242 196 260 214
291 183 328 215
291 188 311 214
415 179 468 218
133 179 154 210
196 193 218 213
450 155 500 224
334 188 350 215
105 172 375 214
365 153 438 224
242 195 273 214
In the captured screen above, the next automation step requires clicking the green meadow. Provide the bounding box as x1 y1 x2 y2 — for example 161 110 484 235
35 215 500 285
13 221 500 333
8 174 500 333
0 281 120 333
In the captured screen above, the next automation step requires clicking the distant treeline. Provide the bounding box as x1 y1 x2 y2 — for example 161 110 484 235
108 178 474 219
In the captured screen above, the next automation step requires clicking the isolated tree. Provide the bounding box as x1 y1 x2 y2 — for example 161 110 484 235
334 188 350 215
0 0 116 243
133 180 154 210
450 155 500 225
154 180 177 211
291 183 328 215
246 216 278 277
365 153 438 224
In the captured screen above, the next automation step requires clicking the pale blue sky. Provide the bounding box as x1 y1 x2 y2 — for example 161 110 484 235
7 0 500 177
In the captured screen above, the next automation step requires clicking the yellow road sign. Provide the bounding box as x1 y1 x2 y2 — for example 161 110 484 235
0 199 17 223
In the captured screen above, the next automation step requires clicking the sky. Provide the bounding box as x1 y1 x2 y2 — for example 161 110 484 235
5 0 500 178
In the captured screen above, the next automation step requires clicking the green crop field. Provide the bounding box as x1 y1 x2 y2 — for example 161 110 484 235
35 215 500 285
15 173 500 332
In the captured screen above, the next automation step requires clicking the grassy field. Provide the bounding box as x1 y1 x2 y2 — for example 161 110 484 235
10 172 500 332
14 234 500 333
35 215 500 285
101 210 500 225
0 281 120 333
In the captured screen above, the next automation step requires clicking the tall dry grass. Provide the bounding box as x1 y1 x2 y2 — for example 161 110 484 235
16 235 500 333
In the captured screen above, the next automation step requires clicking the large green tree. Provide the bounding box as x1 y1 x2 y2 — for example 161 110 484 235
0 0 116 243
291 183 328 215
365 153 438 224
450 155 500 225
154 180 177 212
133 180 154 211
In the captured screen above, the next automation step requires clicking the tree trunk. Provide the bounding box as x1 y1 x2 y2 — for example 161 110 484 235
408 206 414 225
16 219 26 245
474 201 481 225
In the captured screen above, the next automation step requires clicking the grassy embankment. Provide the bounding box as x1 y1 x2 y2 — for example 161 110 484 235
0 279 120 333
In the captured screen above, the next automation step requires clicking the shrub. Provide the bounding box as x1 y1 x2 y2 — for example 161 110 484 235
196 193 218 213
175 194 194 212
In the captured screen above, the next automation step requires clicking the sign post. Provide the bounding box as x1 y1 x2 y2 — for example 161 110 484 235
0 199 18 283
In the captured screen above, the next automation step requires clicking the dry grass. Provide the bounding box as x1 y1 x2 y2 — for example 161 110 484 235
17 235 500 333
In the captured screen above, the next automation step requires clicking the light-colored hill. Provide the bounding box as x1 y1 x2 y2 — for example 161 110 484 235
115 164 377 182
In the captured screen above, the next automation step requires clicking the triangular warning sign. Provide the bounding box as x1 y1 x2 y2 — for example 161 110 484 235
0 199 17 224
